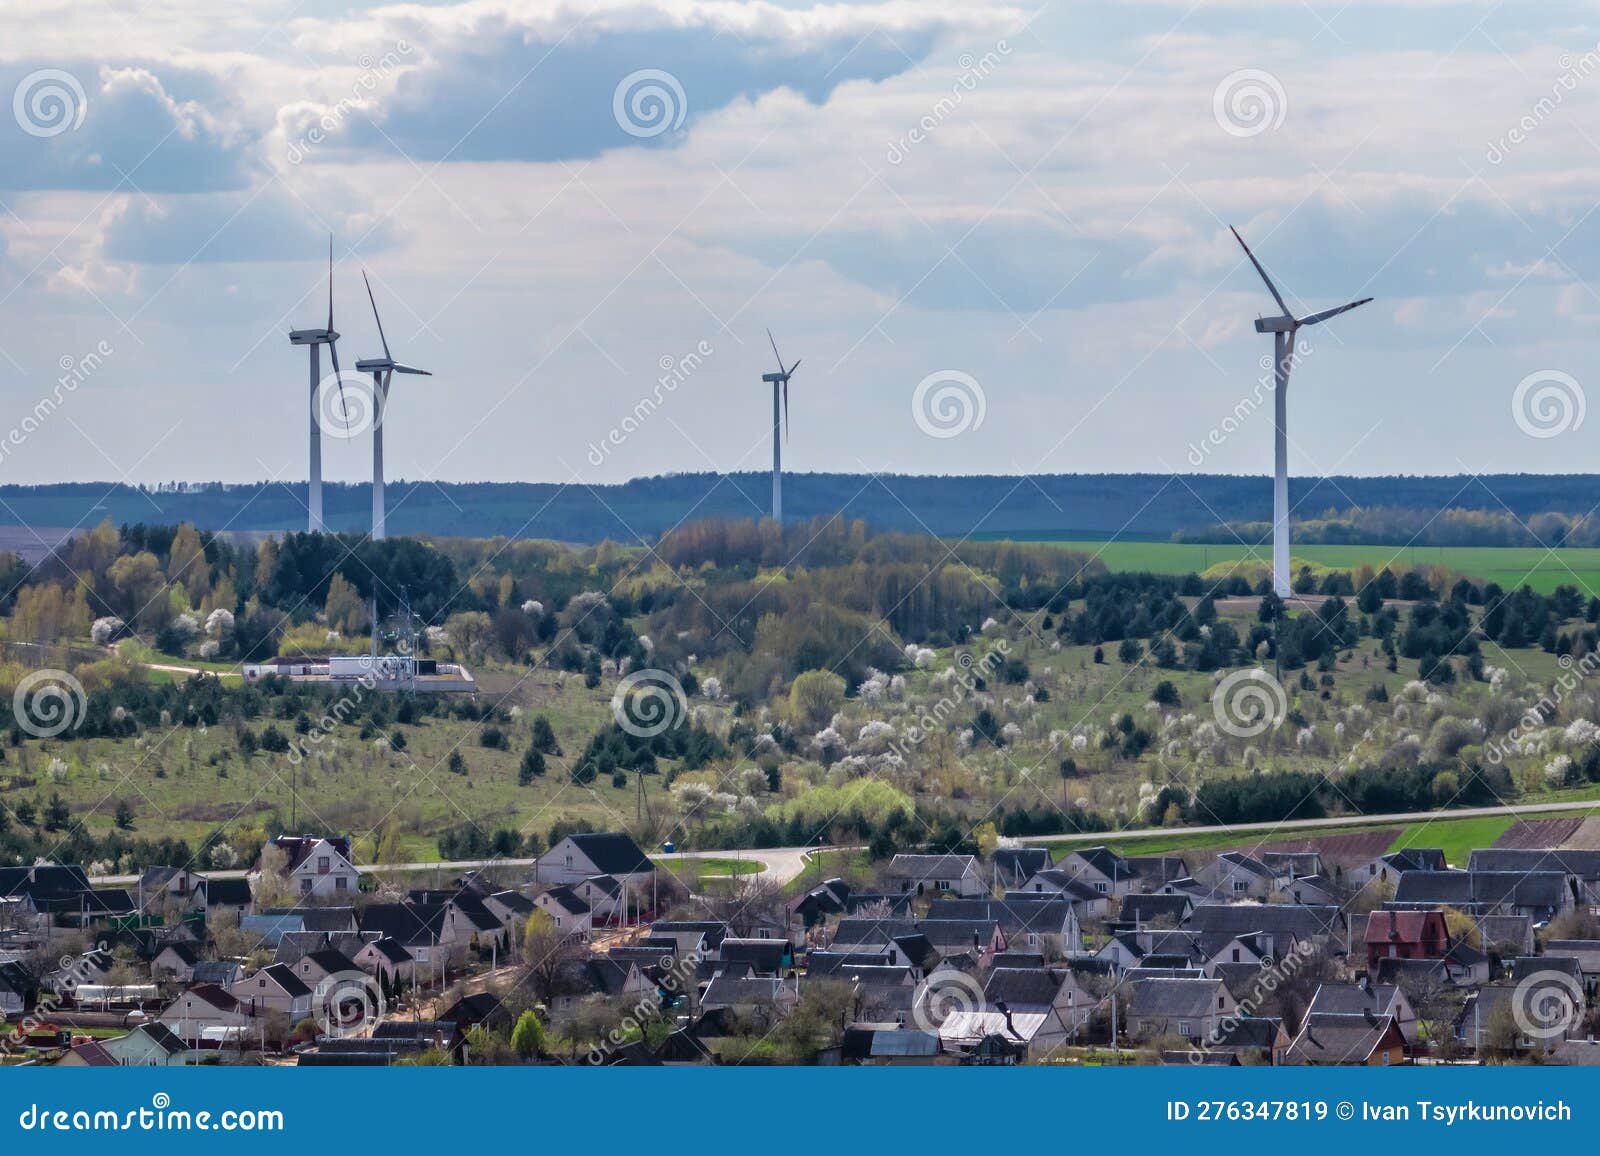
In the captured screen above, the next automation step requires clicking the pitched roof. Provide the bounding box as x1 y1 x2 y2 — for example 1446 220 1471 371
805 950 891 975
831 917 919 947
887 853 979 880
1183 903 1344 939
62 1041 117 1066
254 963 312 997
1287 1011 1398 1063
1307 982 1402 1018
1117 894 1193 926
1468 848 1600 878
990 848 1052 879
129 1021 188 1056
0 864 92 901
719 938 788 972
983 967 1065 1007
267 834 353 875
192 961 242 986
199 877 253 906
363 937 413 964
182 983 242 1012
1363 909 1447 946
1123 855 1188 883
1129 977 1227 1019
1393 870 1567 908
1063 846 1131 879
564 832 651 876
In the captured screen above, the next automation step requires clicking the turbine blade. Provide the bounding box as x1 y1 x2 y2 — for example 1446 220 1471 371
783 379 789 442
1298 298 1374 327
1230 226 1290 317
327 333 346 419
363 270 391 360
767 328 786 374
391 364 432 375
786 358 801 377
327 234 335 332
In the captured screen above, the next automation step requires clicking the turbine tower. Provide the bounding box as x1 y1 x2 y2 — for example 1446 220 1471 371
1230 226 1372 598
287 239 344 533
761 329 800 522
355 272 431 541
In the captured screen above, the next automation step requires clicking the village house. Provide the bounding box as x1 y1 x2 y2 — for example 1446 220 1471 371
1364 909 1450 972
532 885 594 937
1286 1012 1406 1065
231 962 313 1020
1046 846 1138 897
533 831 653 888
1127 976 1237 1043
989 847 1052 890
354 938 415 987
886 854 986 897
1307 981 1421 1043
258 835 359 900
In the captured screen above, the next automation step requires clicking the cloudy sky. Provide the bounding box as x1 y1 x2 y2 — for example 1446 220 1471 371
3 0 1600 490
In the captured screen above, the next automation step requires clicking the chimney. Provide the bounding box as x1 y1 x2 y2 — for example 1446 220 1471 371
995 1000 1021 1040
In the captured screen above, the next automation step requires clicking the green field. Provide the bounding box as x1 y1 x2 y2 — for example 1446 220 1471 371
1052 807 1600 867
1036 540 1600 596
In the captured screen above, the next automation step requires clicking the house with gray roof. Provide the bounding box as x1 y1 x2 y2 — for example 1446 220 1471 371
887 854 985 897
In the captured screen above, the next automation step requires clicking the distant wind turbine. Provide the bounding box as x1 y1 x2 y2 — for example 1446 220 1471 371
355 272 432 541
1230 225 1372 598
287 238 344 533
761 329 800 522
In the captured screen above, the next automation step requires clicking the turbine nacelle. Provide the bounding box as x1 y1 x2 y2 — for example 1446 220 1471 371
355 358 431 376
289 327 339 345
1254 316 1296 334
761 371 788 383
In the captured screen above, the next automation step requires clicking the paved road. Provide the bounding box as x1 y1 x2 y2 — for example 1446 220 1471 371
1023 797 1600 846
91 846 824 889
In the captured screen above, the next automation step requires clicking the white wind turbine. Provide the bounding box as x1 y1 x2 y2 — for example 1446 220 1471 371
355 272 431 541
761 329 800 522
1230 226 1372 598
287 238 344 532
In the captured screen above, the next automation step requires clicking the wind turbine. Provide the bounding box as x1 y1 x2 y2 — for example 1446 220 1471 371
761 329 800 522
354 272 431 541
1230 226 1372 598
287 238 344 533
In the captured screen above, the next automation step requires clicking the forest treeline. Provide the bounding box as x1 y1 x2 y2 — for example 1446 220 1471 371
7 473 1600 542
